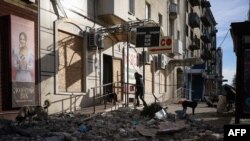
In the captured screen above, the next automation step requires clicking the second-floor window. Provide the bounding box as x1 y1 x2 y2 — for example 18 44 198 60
145 3 151 20
186 25 189 37
186 0 189 12
129 0 134 14
158 13 162 26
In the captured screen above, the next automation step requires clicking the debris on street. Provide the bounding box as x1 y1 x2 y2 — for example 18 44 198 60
0 103 224 141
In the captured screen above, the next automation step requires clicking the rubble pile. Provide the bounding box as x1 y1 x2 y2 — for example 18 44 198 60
0 106 223 141
140 103 163 118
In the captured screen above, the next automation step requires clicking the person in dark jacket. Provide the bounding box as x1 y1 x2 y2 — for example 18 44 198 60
134 72 147 107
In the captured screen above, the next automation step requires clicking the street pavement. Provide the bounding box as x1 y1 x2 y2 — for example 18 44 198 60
2 100 250 141
79 101 244 129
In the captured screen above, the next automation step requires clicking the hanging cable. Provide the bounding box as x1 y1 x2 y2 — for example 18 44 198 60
218 29 230 47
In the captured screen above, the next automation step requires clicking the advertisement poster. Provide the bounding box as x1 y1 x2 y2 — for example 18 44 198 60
10 15 35 107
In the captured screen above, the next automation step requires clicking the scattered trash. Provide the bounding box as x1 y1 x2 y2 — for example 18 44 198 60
156 121 186 135
136 125 157 137
0 103 224 141
132 119 139 125
141 103 163 118
175 110 187 119
154 109 167 119
79 124 91 133
119 128 127 137
146 118 156 125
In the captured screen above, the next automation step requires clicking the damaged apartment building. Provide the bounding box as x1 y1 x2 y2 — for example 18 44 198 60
0 0 221 120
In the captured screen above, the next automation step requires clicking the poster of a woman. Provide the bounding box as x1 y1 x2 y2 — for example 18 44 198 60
11 16 35 82
11 15 35 107
12 32 34 82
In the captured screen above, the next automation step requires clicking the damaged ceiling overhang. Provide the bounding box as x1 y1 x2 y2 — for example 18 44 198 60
97 20 164 45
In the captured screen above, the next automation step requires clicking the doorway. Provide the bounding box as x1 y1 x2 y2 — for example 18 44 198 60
103 54 113 92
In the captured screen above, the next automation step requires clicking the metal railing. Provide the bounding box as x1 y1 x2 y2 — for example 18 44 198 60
175 87 194 99
91 81 123 113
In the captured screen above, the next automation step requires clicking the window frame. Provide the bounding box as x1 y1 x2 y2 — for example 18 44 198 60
128 0 135 14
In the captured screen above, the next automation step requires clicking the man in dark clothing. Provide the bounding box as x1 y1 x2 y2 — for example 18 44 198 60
134 72 147 107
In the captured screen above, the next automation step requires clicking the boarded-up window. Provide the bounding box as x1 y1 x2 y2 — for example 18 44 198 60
113 59 122 101
58 31 84 92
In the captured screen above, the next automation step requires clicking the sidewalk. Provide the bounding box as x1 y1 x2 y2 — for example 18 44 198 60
77 101 250 129
166 102 235 129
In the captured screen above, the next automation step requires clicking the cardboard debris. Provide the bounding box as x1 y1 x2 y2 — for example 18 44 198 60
157 121 187 135
136 124 157 137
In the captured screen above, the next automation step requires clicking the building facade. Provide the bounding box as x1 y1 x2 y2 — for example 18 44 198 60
0 0 219 119
183 0 218 101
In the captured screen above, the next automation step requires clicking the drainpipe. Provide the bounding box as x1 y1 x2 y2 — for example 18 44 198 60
38 0 41 106
190 68 192 100
126 33 130 107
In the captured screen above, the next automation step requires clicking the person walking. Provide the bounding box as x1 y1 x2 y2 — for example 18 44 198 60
134 72 147 107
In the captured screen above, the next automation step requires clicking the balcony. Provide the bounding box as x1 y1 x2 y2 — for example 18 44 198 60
201 0 211 8
201 29 211 43
97 0 127 25
189 37 200 50
210 29 217 36
189 0 200 7
201 12 213 26
189 13 200 28
201 48 211 60
210 46 216 51
169 3 178 20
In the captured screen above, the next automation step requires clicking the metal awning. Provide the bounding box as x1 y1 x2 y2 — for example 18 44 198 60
97 20 163 44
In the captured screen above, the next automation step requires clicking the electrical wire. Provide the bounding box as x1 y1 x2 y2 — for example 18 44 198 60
218 29 230 47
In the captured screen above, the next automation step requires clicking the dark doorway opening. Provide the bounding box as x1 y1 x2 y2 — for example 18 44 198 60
103 54 113 92
192 74 203 101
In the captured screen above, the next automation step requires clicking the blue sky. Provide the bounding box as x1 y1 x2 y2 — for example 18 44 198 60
210 0 249 84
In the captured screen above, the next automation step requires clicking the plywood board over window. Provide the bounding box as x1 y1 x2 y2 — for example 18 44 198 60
58 31 85 92
113 58 122 101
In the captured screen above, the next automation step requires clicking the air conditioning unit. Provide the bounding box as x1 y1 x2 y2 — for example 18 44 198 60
157 54 165 69
141 51 151 64
88 32 96 49
88 31 104 49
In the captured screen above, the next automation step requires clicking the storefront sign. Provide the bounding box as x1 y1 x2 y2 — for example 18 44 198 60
136 26 160 47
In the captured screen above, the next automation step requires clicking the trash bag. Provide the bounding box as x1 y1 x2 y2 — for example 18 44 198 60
79 124 91 133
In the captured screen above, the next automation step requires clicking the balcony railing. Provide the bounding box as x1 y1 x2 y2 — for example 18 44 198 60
201 48 211 60
210 29 217 36
189 37 200 50
201 0 211 8
189 0 200 7
201 11 213 26
169 3 178 20
201 29 211 43
189 13 200 28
